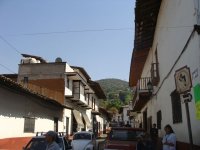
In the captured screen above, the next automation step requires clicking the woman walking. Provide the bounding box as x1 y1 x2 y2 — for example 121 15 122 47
162 124 176 150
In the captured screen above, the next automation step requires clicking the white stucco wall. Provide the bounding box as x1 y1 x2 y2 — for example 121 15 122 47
65 63 74 72
139 0 200 145
63 109 72 135
123 107 129 123
64 77 73 96
0 87 63 139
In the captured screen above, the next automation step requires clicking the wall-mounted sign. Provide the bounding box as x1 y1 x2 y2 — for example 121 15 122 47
193 84 200 120
174 66 192 94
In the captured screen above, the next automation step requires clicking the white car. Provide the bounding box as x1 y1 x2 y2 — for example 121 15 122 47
71 131 96 150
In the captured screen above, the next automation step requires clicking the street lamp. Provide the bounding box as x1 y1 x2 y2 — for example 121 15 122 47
147 80 153 95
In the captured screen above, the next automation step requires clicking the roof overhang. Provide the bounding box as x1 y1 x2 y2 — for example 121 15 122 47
0 75 65 109
133 93 151 111
89 80 106 99
71 66 91 81
129 49 149 87
129 0 162 87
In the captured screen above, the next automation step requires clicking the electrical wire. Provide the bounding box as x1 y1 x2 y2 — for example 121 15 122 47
154 26 196 95
0 35 21 54
8 27 133 36
0 63 16 74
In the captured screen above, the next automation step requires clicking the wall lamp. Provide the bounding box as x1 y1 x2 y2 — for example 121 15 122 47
147 81 153 96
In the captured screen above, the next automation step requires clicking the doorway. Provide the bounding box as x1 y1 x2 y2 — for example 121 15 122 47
147 116 152 133
54 117 58 132
66 117 69 135
143 109 147 131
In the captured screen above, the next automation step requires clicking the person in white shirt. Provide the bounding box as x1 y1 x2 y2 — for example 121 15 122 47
162 124 176 150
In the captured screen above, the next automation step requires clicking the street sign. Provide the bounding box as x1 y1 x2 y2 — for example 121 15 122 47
175 66 194 150
174 66 192 94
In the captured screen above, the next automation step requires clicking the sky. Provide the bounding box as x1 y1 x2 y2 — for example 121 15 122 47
0 0 135 81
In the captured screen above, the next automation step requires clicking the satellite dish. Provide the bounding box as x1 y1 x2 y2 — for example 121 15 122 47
55 57 62 63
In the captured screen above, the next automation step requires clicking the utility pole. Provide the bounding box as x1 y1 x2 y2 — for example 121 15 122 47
182 93 193 150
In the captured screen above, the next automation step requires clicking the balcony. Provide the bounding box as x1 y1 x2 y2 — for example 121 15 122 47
132 77 152 111
137 77 152 94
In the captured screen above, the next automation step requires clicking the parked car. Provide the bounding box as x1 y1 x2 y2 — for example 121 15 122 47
23 132 72 150
104 127 145 150
71 131 96 150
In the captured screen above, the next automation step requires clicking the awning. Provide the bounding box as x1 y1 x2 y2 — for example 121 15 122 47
82 113 92 128
73 110 84 128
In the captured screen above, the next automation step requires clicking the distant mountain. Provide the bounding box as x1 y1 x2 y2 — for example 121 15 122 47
97 78 130 94
96 78 132 112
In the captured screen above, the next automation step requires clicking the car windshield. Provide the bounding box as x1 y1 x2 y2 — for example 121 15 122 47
109 130 144 141
73 133 91 140
25 137 65 150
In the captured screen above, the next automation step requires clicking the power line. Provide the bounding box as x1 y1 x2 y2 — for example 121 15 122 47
154 26 196 95
0 63 16 74
9 27 133 36
0 35 21 54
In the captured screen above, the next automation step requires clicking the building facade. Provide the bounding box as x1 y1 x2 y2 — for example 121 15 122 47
129 0 200 149
0 75 64 149
18 55 106 137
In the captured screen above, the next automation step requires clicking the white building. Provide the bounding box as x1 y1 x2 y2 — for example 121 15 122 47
18 54 106 137
0 75 64 149
121 105 131 126
129 0 200 149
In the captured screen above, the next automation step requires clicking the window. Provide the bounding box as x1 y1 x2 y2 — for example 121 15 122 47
171 90 182 123
92 97 94 109
23 77 29 84
80 82 85 96
23 77 29 87
73 81 80 99
54 117 58 132
88 94 90 105
24 117 35 133
109 129 144 141
157 110 162 129
66 78 69 88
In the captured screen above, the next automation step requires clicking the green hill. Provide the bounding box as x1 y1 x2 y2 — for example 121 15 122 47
96 78 132 113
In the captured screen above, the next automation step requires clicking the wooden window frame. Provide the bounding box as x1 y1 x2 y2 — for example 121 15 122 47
24 117 35 133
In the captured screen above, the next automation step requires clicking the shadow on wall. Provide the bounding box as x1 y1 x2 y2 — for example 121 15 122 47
0 87 63 120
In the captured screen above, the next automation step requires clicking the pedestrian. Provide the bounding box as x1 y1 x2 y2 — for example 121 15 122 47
45 131 60 150
162 124 176 150
150 123 158 150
